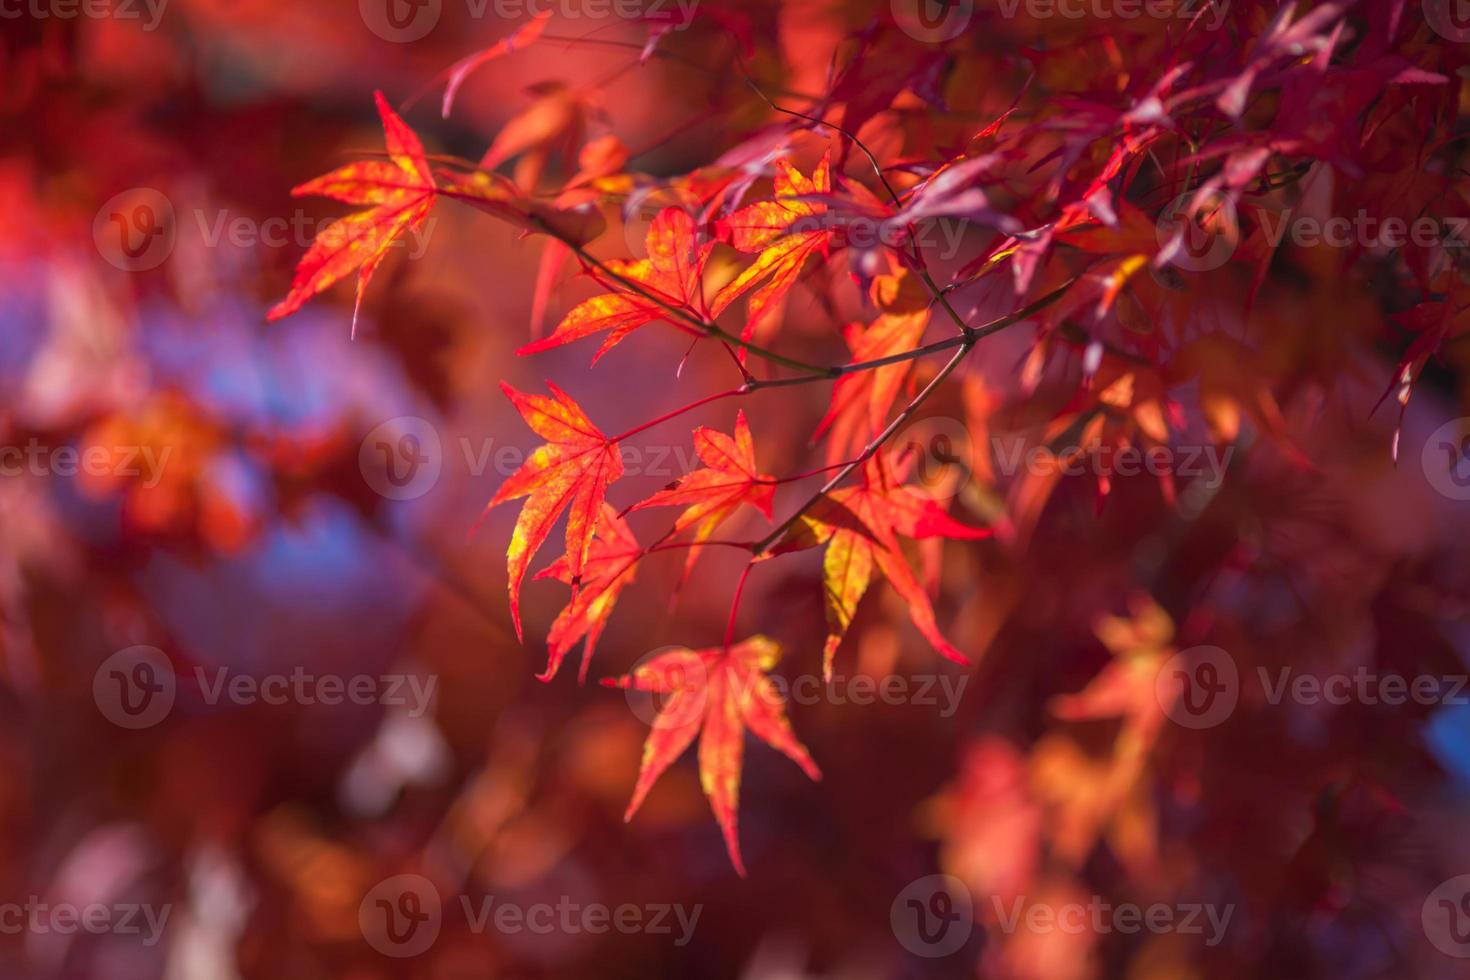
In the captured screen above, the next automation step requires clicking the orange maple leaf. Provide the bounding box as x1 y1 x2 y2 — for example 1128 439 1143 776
791 455 989 679
814 268 931 464
533 503 639 684
484 382 624 641
713 152 834 347
479 80 588 191
518 207 713 362
603 635 821 876
268 91 436 335
630 410 774 574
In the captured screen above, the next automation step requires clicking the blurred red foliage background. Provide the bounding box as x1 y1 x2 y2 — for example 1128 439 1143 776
5 1 1470 978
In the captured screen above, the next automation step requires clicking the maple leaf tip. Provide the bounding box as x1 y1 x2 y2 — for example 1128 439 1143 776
944 647 972 667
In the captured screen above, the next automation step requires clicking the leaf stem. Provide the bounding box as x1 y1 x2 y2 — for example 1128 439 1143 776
752 342 973 556
607 386 749 444
724 561 757 651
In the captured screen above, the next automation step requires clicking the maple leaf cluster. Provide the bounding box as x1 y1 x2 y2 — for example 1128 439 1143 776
266 0 1470 884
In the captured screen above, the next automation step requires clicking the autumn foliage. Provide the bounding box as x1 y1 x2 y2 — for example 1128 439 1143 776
13 0 1470 976
266 0 1470 896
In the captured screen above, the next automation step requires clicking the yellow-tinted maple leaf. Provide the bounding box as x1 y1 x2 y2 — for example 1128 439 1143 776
712 152 833 347
602 635 821 876
630 410 774 574
484 382 624 640
791 454 989 680
1037 593 1174 876
268 91 436 335
534 503 639 684
518 207 713 362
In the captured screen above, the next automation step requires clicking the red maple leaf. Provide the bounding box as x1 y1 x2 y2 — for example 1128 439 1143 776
518 207 714 362
268 91 436 335
602 635 821 876
713 152 834 347
534 503 640 683
484 382 624 640
630 410 774 574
